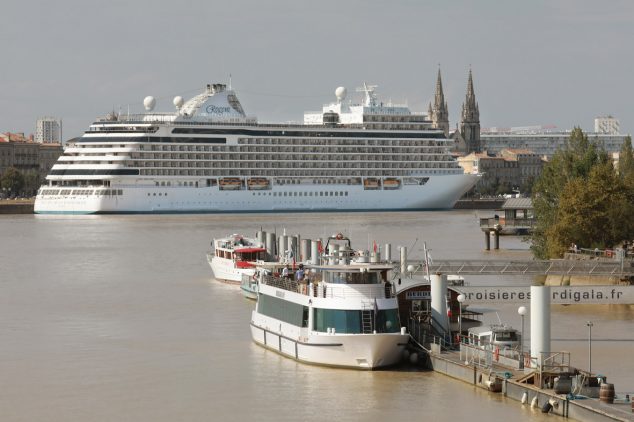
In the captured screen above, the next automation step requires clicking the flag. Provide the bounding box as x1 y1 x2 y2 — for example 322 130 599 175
292 254 296 271
373 240 377 253
317 240 323 254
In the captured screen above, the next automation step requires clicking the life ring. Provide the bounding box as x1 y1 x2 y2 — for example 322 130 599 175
494 346 500 361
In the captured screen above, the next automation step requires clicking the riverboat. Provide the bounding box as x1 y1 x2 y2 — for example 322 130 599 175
250 234 409 369
208 234 267 283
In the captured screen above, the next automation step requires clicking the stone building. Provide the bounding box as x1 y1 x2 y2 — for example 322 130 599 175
0 132 63 182
457 148 544 193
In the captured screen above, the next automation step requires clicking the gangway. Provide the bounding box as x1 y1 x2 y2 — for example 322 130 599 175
405 259 634 276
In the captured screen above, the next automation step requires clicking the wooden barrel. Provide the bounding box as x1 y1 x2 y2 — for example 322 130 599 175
599 383 615 404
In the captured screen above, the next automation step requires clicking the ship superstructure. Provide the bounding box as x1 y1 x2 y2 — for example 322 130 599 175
35 82 478 214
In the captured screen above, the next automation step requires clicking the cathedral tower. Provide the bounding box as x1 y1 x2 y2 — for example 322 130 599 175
459 69 481 153
428 68 449 137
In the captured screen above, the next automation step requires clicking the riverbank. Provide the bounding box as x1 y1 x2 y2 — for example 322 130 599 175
0 199 34 214
453 198 505 209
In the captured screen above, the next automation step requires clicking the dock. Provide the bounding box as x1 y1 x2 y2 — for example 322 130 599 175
427 342 634 421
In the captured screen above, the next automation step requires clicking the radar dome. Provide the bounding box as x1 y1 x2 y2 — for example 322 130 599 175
335 86 347 102
143 96 156 111
173 96 184 109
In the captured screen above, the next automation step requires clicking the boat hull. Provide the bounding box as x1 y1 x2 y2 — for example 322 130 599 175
250 317 408 370
208 253 255 284
34 173 478 214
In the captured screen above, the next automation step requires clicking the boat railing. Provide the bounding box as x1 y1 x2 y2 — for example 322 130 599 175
260 274 394 299
459 336 524 368
316 283 392 300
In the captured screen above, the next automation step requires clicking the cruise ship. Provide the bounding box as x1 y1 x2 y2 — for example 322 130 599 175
34 82 478 214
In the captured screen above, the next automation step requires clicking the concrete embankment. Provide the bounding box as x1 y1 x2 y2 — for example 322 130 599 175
543 253 634 288
0 200 34 214
453 198 504 210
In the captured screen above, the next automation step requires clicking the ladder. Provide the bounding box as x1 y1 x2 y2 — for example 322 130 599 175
361 304 373 334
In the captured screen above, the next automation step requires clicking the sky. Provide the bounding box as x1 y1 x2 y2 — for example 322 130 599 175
1 0 632 139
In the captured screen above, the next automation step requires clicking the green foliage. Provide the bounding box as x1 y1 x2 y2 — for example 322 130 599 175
530 127 622 258
618 135 634 185
0 167 25 196
22 170 41 197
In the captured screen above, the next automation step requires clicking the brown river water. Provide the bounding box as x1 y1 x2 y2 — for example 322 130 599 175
1 211 632 421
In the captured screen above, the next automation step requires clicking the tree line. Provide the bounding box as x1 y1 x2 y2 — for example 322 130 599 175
531 128 634 259
0 167 41 198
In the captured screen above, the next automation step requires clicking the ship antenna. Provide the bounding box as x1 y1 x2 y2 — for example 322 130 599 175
229 73 232 90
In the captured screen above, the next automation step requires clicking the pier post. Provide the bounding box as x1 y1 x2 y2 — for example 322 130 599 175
431 273 450 335
484 231 491 250
494 231 500 250
530 286 551 369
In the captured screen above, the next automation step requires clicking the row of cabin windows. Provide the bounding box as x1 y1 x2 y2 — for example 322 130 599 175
251 191 348 197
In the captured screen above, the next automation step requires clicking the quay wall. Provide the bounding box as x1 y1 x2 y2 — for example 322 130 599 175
0 200 34 214
453 198 504 210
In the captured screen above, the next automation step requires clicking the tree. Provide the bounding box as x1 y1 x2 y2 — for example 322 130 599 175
22 170 41 197
0 167 24 197
531 128 610 258
544 161 634 257
618 135 634 185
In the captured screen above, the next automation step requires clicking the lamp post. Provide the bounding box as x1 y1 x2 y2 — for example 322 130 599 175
587 321 593 374
457 294 465 344
518 306 527 369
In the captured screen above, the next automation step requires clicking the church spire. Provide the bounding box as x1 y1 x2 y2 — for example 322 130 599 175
430 67 449 137
459 68 481 153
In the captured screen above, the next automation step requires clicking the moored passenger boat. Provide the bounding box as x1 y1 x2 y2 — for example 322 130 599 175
208 234 267 283
250 234 409 369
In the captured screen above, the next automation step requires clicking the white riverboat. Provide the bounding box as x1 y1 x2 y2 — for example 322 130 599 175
250 235 409 369
34 81 478 214
208 234 267 283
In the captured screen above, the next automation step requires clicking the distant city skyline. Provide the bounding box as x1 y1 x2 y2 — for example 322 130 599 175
1 0 632 139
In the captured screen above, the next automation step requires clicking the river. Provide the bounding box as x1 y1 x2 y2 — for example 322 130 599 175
1 211 632 421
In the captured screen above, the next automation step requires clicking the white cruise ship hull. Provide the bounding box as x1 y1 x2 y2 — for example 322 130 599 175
34 173 477 214
250 315 408 369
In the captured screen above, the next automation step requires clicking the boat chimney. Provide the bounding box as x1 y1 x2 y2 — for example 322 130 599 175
301 239 311 262
266 232 277 260
400 246 407 276
384 244 392 262
311 240 320 265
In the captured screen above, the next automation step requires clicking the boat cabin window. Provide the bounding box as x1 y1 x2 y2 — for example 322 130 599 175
323 271 380 284
477 335 490 344
494 331 518 342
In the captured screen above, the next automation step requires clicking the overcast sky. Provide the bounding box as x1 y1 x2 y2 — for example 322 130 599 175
1 0 632 139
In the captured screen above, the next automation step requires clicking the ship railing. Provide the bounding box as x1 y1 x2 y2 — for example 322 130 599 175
315 283 392 300
459 337 524 369
260 275 394 299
